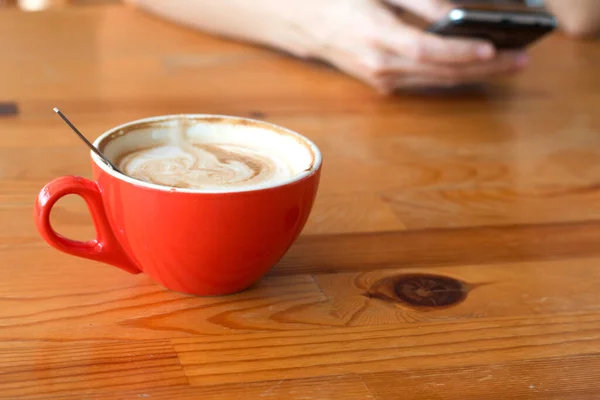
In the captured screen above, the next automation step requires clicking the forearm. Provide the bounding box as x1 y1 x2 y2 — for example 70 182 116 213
123 0 316 56
543 0 600 38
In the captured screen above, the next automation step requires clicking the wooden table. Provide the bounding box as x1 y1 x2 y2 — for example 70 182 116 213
2 4 600 399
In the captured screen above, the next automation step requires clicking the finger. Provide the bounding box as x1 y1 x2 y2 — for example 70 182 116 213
377 51 529 80
398 76 463 88
376 75 466 93
375 51 529 93
445 51 529 80
386 0 454 21
377 21 496 64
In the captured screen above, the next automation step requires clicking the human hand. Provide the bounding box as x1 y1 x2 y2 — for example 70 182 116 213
293 0 529 93
124 0 530 93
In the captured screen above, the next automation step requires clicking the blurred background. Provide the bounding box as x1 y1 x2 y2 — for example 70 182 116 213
0 0 117 10
0 0 535 10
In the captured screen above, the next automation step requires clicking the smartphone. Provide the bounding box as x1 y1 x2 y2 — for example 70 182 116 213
427 8 557 49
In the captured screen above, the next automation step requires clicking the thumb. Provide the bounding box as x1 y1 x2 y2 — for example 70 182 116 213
386 0 454 21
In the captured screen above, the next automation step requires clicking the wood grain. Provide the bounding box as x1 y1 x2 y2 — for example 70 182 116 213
362 355 600 400
315 258 600 326
1 3 600 399
173 312 600 386
13 376 375 400
0 340 187 399
0 273 340 341
277 221 600 275
303 193 405 235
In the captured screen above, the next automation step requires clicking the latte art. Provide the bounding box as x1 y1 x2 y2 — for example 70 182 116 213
117 143 294 189
101 116 317 192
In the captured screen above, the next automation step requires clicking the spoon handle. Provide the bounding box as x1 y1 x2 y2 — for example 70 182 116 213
53 108 122 173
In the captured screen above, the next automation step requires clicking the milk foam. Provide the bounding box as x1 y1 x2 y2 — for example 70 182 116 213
118 143 295 189
107 117 312 191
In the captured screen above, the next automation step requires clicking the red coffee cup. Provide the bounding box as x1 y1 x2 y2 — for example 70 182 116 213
34 115 321 295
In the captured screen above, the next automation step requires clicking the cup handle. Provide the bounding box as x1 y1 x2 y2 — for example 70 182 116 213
34 176 141 274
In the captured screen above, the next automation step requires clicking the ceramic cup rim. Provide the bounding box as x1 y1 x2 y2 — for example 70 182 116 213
91 114 322 194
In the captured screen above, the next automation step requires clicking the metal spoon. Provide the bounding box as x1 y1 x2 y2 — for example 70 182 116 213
53 107 125 175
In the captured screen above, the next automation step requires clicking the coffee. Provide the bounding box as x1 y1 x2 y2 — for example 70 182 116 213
117 143 294 189
104 116 314 191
